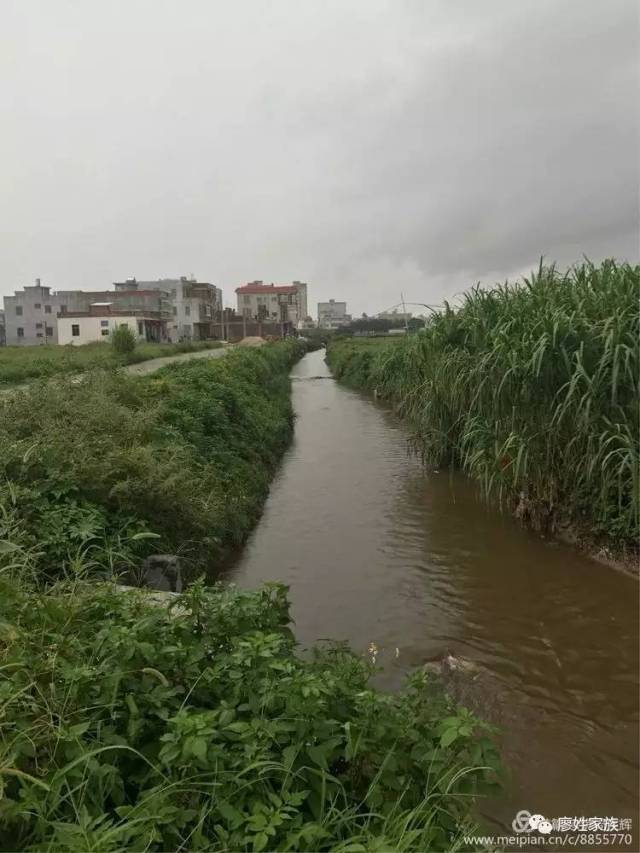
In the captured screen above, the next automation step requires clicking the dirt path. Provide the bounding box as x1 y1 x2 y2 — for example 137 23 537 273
0 345 233 396
124 345 232 376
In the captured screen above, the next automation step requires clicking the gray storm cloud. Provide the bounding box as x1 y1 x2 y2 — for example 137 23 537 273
1 0 638 315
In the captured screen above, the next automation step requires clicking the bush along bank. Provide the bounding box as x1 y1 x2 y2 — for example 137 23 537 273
327 260 639 555
0 566 501 852
0 340 306 580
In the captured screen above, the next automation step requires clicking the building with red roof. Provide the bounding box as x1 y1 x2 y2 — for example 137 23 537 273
235 281 308 328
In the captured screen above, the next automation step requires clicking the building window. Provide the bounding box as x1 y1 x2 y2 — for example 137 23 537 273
100 320 109 327
243 295 251 305
17 327 24 337
60 305 67 313
72 324 80 337
44 304 52 314
15 306 23 316
36 332 43 338
34 303 41 309
184 305 190 316
36 322 43 329
172 306 177 315
45 326 53 336
138 322 143 334
101 329 109 336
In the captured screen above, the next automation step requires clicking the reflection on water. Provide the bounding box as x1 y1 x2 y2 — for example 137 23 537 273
226 350 639 842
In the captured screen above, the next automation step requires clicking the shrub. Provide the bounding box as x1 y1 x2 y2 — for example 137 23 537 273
111 324 137 356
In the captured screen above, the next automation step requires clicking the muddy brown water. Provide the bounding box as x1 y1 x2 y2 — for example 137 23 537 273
224 350 639 847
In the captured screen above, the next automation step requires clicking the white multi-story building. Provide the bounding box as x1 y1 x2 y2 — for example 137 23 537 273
235 281 309 329
318 299 352 329
113 276 223 341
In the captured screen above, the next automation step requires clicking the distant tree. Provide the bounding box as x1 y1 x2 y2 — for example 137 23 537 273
111 324 136 355
347 317 393 333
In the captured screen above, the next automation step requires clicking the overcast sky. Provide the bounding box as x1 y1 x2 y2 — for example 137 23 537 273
1 0 638 316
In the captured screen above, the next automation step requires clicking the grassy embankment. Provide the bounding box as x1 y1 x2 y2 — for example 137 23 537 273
328 260 639 553
0 341 302 577
0 339 224 386
0 340 501 851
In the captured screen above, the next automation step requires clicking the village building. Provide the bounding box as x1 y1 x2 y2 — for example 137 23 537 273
235 281 308 329
57 302 169 345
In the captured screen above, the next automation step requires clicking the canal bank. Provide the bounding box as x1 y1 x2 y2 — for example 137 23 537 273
226 349 639 845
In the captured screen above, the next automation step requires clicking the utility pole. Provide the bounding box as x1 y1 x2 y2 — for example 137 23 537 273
400 292 409 332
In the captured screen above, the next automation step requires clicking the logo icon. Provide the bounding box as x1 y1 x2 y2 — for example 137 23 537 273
512 810 553 834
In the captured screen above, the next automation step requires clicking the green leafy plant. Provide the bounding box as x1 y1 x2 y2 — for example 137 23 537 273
0 569 501 851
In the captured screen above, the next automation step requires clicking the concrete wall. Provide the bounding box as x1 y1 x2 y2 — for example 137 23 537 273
58 315 151 346
223 319 292 342
207 311 294 341
57 290 171 317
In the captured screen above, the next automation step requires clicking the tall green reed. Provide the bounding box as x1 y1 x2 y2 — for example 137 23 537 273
328 260 639 547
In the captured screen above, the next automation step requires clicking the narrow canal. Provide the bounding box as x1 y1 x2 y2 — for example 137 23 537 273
226 349 639 842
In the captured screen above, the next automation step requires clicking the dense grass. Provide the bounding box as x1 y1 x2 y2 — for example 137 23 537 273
0 340 223 386
328 260 639 549
0 341 304 578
